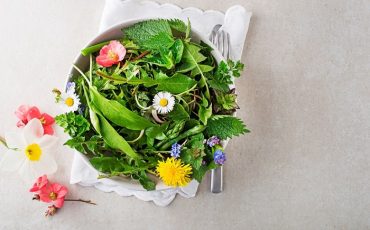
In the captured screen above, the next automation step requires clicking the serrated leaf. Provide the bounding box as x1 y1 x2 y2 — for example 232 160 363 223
167 19 187 33
206 115 249 139
123 19 173 50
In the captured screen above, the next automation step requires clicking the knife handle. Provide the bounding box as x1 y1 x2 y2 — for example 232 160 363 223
210 166 223 193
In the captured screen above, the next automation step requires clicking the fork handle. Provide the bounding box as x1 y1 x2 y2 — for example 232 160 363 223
210 166 223 193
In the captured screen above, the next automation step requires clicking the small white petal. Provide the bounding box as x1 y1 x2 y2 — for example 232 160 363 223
18 161 36 182
23 119 44 143
0 149 26 172
32 152 57 176
37 135 58 150
5 131 26 149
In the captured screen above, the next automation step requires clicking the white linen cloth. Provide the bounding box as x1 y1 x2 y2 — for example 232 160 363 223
70 0 252 206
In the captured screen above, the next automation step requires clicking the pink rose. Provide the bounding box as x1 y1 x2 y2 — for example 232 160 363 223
96 40 126 67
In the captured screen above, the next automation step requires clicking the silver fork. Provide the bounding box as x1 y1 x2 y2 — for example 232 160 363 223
209 25 231 193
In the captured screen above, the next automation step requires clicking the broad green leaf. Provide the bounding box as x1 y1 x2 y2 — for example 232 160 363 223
198 103 212 125
168 104 189 121
145 123 169 140
171 39 184 64
191 64 214 77
156 73 196 94
96 111 141 160
90 86 156 130
178 43 206 73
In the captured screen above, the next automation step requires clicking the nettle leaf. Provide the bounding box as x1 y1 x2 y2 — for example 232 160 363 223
90 156 134 173
206 115 250 139
156 73 196 94
123 19 173 50
168 104 189 121
167 19 187 33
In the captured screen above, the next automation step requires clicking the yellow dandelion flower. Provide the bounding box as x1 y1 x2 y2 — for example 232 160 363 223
156 158 192 187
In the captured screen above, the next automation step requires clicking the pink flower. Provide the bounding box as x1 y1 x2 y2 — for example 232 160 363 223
96 40 126 67
29 175 49 193
15 105 30 127
39 183 68 208
15 105 55 135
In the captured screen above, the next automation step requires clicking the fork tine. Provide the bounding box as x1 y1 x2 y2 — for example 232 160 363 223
226 32 231 59
218 30 224 56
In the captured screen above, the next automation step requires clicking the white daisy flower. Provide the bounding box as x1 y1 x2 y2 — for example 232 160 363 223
152 91 175 114
0 119 58 182
59 88 80 113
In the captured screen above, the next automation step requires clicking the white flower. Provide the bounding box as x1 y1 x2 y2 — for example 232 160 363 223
152 91 175 114
59 88 80 113
0 119 58 182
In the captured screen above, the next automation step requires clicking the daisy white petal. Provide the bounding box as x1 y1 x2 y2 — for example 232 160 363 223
152 91 175 114
59 90 81 113
23 119 44 143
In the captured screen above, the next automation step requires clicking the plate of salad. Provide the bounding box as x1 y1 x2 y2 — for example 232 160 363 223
53 18 249 191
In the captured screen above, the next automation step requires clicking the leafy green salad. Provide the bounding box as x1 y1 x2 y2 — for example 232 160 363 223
53 19 249 190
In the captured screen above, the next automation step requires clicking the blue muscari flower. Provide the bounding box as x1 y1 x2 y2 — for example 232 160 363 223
213 149 226 165
66 82 75 92
206 136 220 147
171 143 182 158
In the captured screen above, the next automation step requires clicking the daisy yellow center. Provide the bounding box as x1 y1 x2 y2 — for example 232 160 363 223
159 98 168 107
108 50 119 61
49 192 57 200
156 158 192 187
25 143 42 161
65 97 74 107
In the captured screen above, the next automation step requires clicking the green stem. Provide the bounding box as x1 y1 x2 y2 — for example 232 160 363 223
159 125 205 150
127 130 145 143
64 199 96 205
81 41 110 56
73 64 91 86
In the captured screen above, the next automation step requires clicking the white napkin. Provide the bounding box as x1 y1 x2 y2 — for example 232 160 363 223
70 0 252 206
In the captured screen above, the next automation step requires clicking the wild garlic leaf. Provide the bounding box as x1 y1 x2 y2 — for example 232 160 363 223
90 86 156 130
206 115 249 139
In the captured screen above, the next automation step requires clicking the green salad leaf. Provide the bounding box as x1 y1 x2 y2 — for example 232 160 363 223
206 115 250 139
